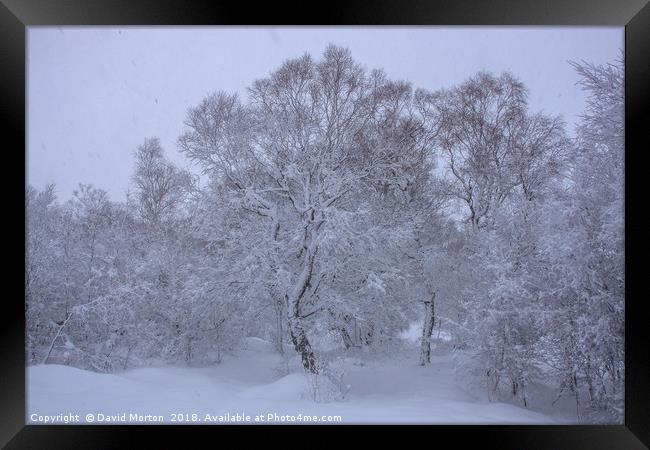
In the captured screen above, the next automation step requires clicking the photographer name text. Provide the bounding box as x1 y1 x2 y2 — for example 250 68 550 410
29 412 342 424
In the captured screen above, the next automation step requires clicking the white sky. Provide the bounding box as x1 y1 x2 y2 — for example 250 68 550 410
27 26 623 201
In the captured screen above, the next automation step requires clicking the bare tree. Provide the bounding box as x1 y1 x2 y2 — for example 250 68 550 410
132 137 192 226
435 72 568 231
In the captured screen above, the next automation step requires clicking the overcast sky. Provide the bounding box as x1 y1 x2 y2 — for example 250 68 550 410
27 26 623 201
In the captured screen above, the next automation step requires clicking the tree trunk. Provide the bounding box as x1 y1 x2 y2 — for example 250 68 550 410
43 312 72 364
288 316 318 374
340 327 355 349
419 293 436 366
362 322 374 346
273 296 285 355
186 335 193 363
285 240 320 374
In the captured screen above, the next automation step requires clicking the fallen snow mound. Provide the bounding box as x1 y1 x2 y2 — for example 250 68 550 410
27 344 573 424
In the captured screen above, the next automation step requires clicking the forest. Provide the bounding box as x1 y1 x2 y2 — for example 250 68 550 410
26 45 624 423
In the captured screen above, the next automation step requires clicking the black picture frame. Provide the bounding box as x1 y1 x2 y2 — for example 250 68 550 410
4 0 648 448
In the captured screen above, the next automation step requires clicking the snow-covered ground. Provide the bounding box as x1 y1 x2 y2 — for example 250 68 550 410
27 337 574 425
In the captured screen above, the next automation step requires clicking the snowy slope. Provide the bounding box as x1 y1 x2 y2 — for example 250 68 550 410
27 338 570 425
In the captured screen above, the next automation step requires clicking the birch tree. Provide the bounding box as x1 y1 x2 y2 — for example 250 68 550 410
436 72 569 231
179 45 440 372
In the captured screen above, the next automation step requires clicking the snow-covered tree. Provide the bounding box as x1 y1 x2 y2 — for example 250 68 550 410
179 45 443 373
